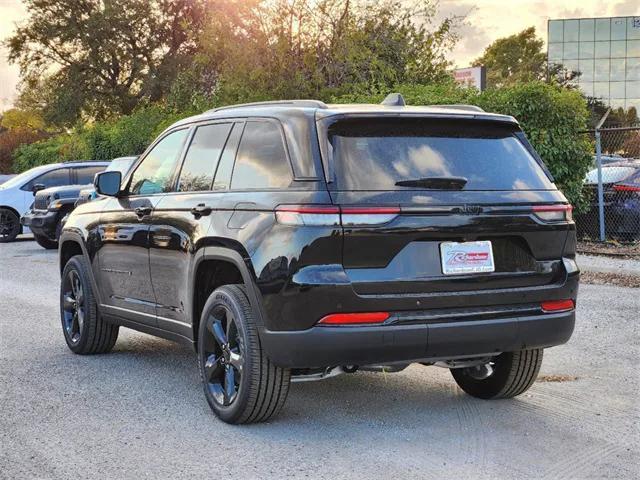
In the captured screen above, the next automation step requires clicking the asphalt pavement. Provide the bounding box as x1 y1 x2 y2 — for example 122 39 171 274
1 237 639 479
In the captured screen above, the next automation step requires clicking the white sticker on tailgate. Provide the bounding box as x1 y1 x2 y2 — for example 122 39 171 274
440 240 495 275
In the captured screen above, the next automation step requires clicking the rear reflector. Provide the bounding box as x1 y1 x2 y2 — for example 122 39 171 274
541 299 575 313
275 205 399 226
613 184 640 192
318 312 390 325
532 204 573 222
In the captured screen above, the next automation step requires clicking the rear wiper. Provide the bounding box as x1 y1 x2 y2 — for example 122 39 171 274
395 176 468 190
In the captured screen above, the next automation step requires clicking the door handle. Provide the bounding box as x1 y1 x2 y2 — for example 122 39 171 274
134 206 152 218
190 204 212 218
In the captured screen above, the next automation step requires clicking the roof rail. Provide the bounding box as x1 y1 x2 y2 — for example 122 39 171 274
207 100 328 113
428 104 485 112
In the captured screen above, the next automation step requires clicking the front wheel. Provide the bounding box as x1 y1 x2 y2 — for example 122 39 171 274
198 285 291 424
0 208 20 242
451 349 543 399
60 255 119 354
34 233 58 249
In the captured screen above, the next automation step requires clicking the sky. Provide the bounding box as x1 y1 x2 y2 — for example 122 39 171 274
0 0 638 111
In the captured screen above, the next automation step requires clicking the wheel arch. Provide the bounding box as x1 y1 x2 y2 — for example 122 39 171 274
190 247 266 349
59 231 103 306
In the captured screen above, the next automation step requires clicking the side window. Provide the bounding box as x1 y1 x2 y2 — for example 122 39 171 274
75 165 106 184
23 168 70 190
129 129 188 195
230 121 293 190
213 123 243 191
177 123 232 192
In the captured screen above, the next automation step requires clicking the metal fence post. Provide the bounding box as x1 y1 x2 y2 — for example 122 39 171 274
595 130 605 241
595 109 610 242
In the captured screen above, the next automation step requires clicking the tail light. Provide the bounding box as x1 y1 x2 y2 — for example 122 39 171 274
341 206 400 226
532 204 573 222
274 205 340 226
275 205 399 226
318 312 390 325
541 299 575 313
613 184 640 192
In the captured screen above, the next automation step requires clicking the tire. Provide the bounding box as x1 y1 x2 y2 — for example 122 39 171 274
198 284 291 424
34 233 58 250
60 254 119 354
451 349 543 399
0 208 20 243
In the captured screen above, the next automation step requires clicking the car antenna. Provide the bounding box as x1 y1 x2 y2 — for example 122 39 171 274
381 93 406 107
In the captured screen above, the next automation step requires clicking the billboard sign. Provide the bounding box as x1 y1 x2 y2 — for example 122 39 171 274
453 66 486 91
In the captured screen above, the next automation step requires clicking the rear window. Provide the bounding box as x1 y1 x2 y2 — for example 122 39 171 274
585 166 637 184
327 118 555 191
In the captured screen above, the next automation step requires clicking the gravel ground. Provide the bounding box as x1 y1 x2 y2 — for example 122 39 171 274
577 253 640 276
1 238 639 479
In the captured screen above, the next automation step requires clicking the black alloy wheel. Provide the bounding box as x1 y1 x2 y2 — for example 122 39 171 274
62 269 85 344
59 255 119 354
0 208 20 242
201 304 245 406
198 285 291 424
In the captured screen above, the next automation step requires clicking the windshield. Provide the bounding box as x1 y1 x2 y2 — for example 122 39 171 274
327 118 555 191
106 157 136 174
585 166 636 184
0 165 53 190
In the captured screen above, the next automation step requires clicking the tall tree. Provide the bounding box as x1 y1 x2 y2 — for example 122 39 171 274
195 0 461 105
6 0 206 125
472 27 547 88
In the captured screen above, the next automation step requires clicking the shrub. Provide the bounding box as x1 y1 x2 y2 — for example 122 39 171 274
333 82 593 209
0 128 49 173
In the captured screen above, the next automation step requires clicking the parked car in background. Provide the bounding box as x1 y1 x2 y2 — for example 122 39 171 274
0 161 108 243
575 160 640 240
592 154 625 166
22 157 137 249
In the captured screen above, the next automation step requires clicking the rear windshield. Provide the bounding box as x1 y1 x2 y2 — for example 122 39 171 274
585 166 637 184
327 118 555 191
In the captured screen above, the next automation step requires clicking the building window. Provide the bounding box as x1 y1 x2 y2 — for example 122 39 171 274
549 20 564 42
595 18 611 41
564 19 580 42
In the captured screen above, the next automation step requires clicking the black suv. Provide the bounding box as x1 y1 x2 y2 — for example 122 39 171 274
58 96 579 424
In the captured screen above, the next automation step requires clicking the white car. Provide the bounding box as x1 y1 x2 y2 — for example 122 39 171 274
0 161 107 242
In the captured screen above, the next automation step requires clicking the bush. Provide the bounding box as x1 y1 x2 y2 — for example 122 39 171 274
333 82 593 209
12 105 183 172
0 128 49 173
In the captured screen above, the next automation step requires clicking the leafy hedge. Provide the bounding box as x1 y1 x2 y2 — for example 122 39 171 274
13 105 184 172
334 82 593 209
13 81 592 208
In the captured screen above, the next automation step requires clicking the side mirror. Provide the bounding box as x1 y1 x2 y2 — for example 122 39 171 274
32 183 45 195
95 171 122 197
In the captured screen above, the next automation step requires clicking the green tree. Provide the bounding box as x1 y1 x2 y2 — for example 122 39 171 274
472 27 547 88
6 0 206 125
200 0 461 104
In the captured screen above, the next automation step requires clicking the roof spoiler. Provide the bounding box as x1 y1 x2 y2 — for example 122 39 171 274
429 104 485 112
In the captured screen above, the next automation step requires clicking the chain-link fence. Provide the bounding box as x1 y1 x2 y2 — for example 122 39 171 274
575 124 640 244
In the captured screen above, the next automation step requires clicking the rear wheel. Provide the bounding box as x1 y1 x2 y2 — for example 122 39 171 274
198 285 291 424
34 233 58 249
60 255 119 354
0 208 20 243
451 349 543 399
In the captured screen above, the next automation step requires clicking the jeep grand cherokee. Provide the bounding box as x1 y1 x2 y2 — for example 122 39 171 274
58 94 579 424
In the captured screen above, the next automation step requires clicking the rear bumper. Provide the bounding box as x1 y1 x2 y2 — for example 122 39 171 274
260 309 575 368
21 210 58 238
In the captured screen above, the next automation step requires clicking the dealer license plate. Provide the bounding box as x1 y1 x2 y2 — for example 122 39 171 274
440 241 495 275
